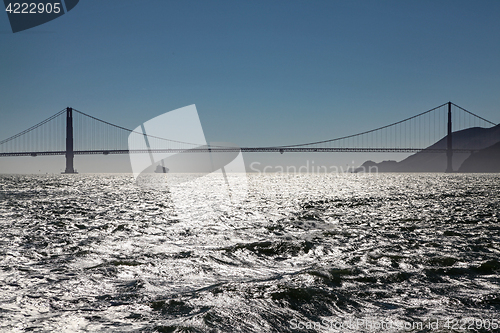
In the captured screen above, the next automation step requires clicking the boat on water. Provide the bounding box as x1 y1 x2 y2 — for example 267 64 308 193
154 165 169 173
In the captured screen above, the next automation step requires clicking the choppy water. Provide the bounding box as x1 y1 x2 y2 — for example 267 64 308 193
0 173 499 332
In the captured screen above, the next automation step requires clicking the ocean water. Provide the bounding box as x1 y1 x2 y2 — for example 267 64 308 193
0 173 499 332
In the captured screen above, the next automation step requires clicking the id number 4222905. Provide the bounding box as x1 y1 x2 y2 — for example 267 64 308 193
6 2 62 14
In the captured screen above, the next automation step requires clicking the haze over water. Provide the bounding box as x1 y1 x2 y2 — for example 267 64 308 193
0 173 499 332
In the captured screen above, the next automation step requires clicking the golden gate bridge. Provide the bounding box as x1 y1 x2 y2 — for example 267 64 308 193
0 102 497 173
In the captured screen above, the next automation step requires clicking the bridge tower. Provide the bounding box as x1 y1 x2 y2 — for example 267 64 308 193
445 102 453 173
62 107 77 174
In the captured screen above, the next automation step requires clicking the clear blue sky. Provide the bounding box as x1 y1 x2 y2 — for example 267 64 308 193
1 0 500 172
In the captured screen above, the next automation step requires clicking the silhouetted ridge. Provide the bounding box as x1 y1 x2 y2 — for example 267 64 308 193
356 124 500 172
459 141 500 173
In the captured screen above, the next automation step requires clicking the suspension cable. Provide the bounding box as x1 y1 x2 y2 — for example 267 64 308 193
0 109 66 145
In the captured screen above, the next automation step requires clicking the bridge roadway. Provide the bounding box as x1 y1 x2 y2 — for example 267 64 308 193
0 147 479 157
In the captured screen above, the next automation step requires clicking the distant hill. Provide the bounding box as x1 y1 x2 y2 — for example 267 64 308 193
458 141 500 173
355 124 500 173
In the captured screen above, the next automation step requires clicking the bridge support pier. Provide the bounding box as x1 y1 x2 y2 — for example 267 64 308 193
445 102 453 173
62 107 77 174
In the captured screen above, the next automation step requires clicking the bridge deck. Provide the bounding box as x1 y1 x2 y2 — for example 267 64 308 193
0 147 479 157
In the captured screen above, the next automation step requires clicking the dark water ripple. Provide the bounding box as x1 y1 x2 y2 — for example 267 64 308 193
0 174 499 332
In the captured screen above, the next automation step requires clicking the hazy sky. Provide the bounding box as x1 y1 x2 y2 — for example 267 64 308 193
1 0 499 173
